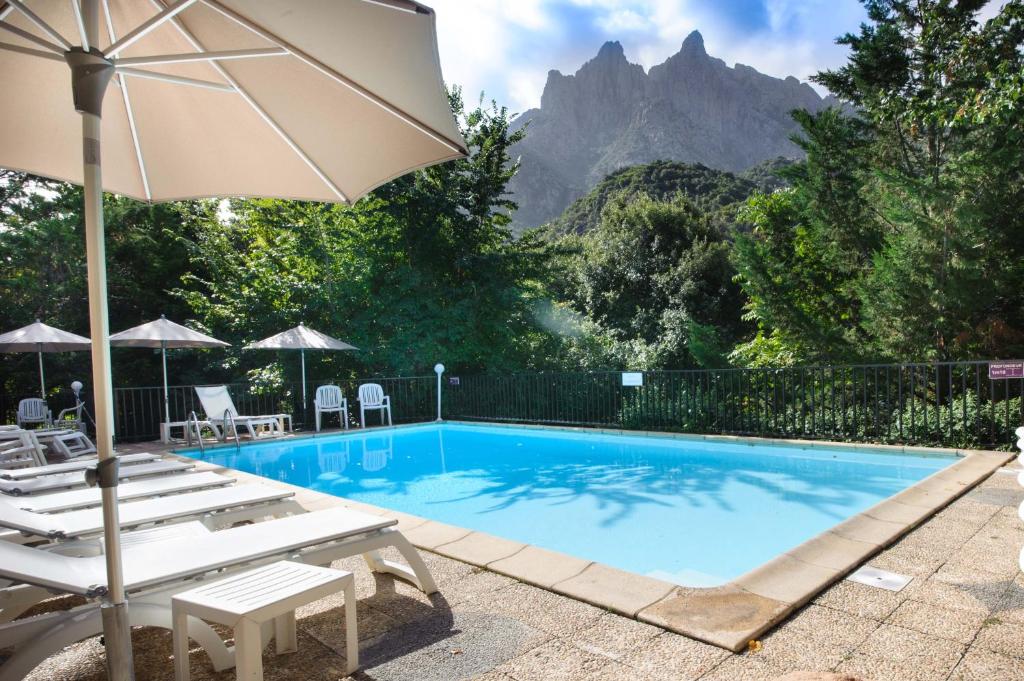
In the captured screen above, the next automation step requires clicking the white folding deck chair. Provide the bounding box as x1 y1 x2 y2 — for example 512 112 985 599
314 385 349 431
34 430 97 461
357 383 392 427
194 386 286 440
0 452 158 481
0 507 437 681
15 399 50 429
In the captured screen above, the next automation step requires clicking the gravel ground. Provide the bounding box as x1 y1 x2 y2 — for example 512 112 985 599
7 454 1022 681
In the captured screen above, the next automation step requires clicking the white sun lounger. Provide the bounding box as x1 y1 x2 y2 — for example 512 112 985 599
11 471 234 513
0 485 300 542
0 452 158 480
195 385 287 440
0 460 194 495
0 507 436 681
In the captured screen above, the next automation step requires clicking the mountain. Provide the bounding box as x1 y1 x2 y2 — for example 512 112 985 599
545 159 790 237
508 31 836 231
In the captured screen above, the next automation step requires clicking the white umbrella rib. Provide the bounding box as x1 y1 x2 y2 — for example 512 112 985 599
102 0 152 201
0 19 64 53
150 0 348 203
4 0 72 50
201 0 467 156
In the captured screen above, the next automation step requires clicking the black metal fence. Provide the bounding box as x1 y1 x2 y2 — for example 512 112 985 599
443 361 1024 449
113 375 437 442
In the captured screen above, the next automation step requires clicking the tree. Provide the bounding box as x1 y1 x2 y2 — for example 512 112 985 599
562 193 745 368
174 90 562 380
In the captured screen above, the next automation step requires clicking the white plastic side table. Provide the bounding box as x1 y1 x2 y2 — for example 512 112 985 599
172 561 357 680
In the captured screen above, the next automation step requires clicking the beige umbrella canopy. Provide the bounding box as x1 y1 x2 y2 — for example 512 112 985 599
0 1 464 677
0 320 91 396
110 315 229 426
244 323 357 410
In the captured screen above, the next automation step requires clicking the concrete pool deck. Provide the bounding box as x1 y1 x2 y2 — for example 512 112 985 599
15 429 1023 680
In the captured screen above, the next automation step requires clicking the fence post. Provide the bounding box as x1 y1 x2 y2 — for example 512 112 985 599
434 363 445 422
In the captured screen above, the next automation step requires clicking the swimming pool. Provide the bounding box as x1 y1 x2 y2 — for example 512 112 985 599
184 422 955 587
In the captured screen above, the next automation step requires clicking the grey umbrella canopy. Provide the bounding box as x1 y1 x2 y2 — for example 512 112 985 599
0 320 91 396
110 315 229 427
244 323 357 410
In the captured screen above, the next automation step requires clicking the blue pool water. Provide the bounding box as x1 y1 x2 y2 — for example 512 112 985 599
184 423 954 586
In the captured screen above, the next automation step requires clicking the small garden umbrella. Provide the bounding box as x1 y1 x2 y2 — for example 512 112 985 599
243 324 357 411
0 320 91 396
109 315 229 427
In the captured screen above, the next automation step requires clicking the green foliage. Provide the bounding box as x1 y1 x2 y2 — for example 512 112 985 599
555 193 746 369
733 0 1024 366
174 91 563 379
546 160 765 236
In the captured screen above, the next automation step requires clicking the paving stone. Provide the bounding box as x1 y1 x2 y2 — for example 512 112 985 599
947 647 1024 681
993 573 1024 624
481 583 605 637
433 532 526 567
971 618 1024 659
697 654 788 680
754 625 855 671
777 604 879 651
909 571 1010 616
404 521 473 549
619 632 731 680
813 579 910 621
638 585 789 652
566 611 663 661
552 563 674 617
441 567 517 607
488 545 592 589
886 599 986 644
849 624 965 679
496 637 628 681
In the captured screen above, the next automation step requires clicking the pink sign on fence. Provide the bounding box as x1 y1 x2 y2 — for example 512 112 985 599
989 361 1024 379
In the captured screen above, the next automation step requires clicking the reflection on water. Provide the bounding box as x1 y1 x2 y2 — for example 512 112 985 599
197 424 954 585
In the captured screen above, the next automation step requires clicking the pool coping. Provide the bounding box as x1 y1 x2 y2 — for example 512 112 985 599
171 420 1015 652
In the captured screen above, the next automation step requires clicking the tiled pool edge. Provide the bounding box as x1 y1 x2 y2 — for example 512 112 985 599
168 427 1014 653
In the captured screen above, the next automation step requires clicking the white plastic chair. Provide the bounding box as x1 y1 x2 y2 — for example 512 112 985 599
16 399 50 429
314 385 349 432
357 383 392 428
194 386 285 440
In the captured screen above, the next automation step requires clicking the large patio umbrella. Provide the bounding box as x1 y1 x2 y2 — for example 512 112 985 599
0 320 91 396
244 323 357 411
0 1 465 677
110 315 229 427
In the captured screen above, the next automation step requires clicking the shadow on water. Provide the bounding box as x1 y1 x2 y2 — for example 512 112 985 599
206 425 951 533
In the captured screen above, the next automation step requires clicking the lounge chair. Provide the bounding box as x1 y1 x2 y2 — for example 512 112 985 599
10 471 234 513
0 460 194 496
315 384 349 431
36 429 97 461
0 433 41 470
0 484 301 543
15 399 50 429
0 507 437 680
0 452 158 480
195 385 287 440
357 383 392 427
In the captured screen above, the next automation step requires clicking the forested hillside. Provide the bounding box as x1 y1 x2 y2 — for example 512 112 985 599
1 0 1021 402
544 160 789 237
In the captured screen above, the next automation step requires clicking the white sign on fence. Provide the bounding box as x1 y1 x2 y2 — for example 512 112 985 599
622 372 644 387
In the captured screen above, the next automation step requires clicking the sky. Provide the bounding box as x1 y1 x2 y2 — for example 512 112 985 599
426 0 871 112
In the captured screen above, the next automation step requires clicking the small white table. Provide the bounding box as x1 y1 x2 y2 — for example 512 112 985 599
172 561 357 681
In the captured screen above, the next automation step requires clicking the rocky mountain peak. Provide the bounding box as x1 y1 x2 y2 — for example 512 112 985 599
680 30 706 58
509 32 836 232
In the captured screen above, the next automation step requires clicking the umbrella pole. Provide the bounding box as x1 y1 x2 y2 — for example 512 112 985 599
162 343 171 427
73 5 134 677
37 347 45 397
301 348 307 412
